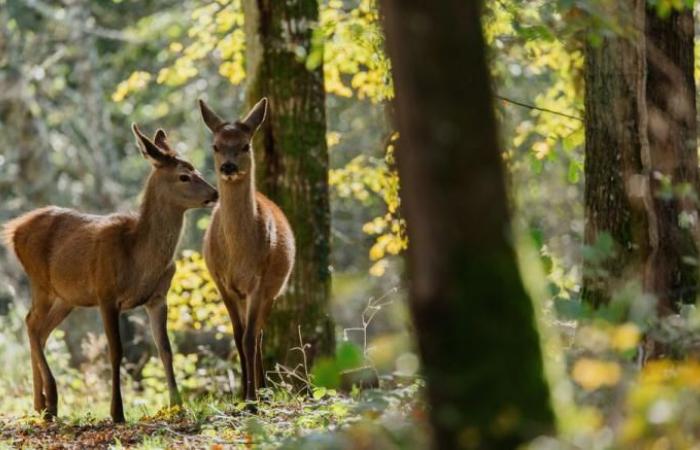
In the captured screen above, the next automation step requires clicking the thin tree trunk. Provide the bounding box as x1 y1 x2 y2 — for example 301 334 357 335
243 0 335 367
645 6 698 314
583 1 651 308
380 1 555 448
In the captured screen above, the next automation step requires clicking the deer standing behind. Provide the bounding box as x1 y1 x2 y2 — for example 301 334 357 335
2 125 218 422
199 98 295 401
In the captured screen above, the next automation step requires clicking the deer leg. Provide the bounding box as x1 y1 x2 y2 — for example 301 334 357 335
146 299 181 407
255 298 275 390
100 304 125 423
233 323 247 398
256 332 266 389
221 293 247 399
242 325 258 401
26 286 62 419
244 290 268 402
35 301 73 417
26 305 48 416
255 294 274 388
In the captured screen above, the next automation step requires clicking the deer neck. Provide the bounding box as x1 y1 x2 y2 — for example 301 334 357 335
133 173 185 271
218 169 258 245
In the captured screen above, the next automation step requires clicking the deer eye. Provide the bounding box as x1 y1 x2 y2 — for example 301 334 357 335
179 174 191 182
212 144 219 153
241 144 250 152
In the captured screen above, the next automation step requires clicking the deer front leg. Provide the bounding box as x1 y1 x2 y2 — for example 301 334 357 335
244 289 268 402
256 332 266 389
255 297 275 391
100 304 125 423
219 289 247 399
146 299 182 407
242 326 258 402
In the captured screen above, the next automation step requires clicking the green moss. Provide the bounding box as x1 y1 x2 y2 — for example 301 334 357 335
245 0 335 368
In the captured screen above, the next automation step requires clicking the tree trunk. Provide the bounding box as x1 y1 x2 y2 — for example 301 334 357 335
243 0 335 368
582 1 651 308
644 6 698 314
380 1 555 448
583 2 698 317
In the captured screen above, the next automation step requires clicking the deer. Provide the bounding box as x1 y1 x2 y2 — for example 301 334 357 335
198 98 295 402
2 125 218 423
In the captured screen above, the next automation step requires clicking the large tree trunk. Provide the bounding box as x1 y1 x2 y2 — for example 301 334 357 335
380 1 555 448
582 1 651 308
243 0 335 368
644 6 698 314
583 2 698 318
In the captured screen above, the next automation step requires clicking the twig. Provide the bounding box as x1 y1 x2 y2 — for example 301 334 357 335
344 287 398 356
495 94 584 121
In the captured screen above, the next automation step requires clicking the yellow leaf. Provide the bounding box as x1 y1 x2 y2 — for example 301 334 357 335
571 358 621 391
611 323 641 352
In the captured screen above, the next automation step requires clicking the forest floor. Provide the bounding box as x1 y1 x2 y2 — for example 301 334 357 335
0 379 426 449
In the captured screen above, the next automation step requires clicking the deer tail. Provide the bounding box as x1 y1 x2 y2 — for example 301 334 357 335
2 216 23 256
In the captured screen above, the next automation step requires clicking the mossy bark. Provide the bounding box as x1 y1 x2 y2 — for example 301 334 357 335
380 1 555 448
644 6 698 313
583 3 699 314
243 0 335 368
583 0 651 308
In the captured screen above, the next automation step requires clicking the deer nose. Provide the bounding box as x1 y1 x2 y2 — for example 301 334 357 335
220 162 238 175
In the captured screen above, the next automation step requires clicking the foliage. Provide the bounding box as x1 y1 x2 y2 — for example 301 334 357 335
113 0 405 278
167 250 231 333
315 0 393 102
329 133 406 277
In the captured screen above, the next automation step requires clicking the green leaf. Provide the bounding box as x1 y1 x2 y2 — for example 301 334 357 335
312 387 328 400
311 358 341 389
567 160 581 184
336 341 363 371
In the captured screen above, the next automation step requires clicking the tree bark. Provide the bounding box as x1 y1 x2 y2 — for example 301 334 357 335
583 0 651 308
644 6 698 313
243 0 335 368
380 1 555 448
583 3 698 316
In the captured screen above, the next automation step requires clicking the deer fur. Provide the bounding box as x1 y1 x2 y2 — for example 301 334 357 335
2 125 218 422
199 98 295 401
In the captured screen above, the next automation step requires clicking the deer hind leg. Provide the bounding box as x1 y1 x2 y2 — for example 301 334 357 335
38 301 73 417
26 306 47 416
100 304 125 423
26 288 66 418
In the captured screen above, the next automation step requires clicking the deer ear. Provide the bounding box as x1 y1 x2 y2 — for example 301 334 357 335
153 128 177 156
198 99 225 133
132 123 171 167
241 98 268 133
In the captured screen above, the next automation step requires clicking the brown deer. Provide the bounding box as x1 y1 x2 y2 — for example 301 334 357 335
2 125 218 422
198 98 295 401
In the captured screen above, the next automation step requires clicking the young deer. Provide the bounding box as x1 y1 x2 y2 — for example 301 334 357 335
198 98 295 401
2 125 218 422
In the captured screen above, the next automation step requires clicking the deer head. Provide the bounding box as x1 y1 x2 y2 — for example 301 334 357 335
198 98 267 183
132 124 218 209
